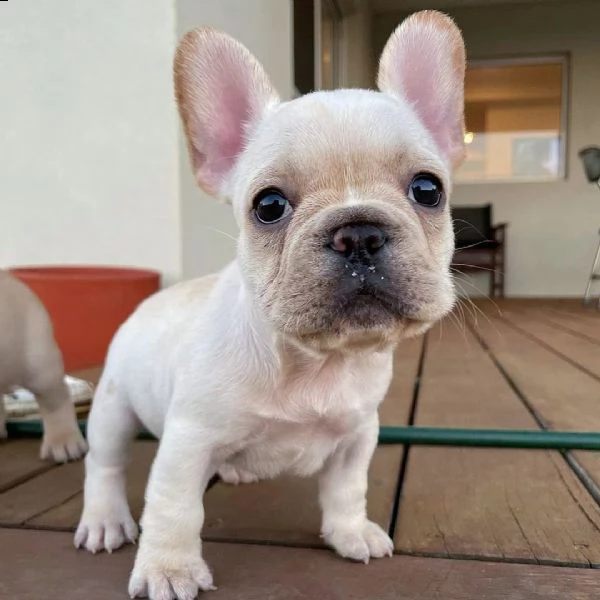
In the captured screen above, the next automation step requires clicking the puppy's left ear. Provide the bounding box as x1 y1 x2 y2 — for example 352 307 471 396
377 11 466 168
174 28 280 198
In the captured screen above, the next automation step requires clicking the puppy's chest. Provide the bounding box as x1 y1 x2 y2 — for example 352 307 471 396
231 419 351 479
232 382 370 479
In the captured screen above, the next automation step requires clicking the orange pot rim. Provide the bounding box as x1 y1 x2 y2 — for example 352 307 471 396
9 265 161 282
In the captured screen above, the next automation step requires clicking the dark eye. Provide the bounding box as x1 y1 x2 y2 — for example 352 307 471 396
408 174 444 207
253 189 292 224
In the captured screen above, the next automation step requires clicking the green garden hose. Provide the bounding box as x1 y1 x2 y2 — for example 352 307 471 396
7 421 600 451
378 426 600 450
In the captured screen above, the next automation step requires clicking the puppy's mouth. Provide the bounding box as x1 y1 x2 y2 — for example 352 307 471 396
293 274 427 338
333 280 419 327
339 283 402 316
290 284 430 353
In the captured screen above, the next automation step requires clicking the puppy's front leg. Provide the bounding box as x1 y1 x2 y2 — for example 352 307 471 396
319 414 393 564
129 418 218 600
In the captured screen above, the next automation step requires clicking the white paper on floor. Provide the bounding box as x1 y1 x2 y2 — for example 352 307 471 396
3 376 95 419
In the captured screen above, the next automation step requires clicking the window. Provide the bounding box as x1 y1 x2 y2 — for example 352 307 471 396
457 56 568 184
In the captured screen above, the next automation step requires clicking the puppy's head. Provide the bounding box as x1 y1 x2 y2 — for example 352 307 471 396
175 11 465 351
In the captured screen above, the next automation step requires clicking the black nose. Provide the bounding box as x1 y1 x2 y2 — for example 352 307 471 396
330 224 387 257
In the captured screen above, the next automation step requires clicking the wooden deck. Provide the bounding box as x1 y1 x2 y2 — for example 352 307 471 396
2 300 600 598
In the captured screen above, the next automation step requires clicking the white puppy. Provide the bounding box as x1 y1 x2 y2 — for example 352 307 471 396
0 270 87 461
75 10 465 599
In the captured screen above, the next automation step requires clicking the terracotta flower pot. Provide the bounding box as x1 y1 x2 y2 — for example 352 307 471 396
10 266 160 371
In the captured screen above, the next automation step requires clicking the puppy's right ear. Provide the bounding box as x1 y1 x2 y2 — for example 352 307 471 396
174 29 279 198
377 11 466 169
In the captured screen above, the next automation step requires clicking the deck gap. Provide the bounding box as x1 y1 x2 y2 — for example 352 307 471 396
469 323 548 430
562 453 600 512
468 321 600 513
0 463 57 495
23 489 82 526
387 335 427 540
2 521 599 570
498 316 600 383
516 309 600 347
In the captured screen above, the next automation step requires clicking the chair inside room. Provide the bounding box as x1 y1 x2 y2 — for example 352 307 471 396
451 204 507 298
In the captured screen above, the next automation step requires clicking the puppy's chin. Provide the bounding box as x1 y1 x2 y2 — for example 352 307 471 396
275 288 453 355
283 318 431 356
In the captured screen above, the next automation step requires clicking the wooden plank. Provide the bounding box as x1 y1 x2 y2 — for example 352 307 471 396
395 320 600 566
0 439 56 493
26 441 157 529
473 315 600 433
524 305 600 344
546 302 600 317
493 299 582 310
380 336 422 425
473 313 600 501
0 458 84 526
499 309 600 379
2 528 600 600
473 299 585 322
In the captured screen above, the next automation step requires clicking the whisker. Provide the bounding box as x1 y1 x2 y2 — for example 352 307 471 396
465 296 495 333
203 226 237 243
451 219 488 241
453 240 494 251
454 277 502 321
446 309 461 335
452 264 505 275
451 295 468 342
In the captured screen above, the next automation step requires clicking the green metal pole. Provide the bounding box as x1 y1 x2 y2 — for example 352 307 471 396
7 421 600 451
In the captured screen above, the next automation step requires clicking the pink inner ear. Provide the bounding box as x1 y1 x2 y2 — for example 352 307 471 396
196 76 254 193
175 29 278 196
380 17 465 166
398 43 462 162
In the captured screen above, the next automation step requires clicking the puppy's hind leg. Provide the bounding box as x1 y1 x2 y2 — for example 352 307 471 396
24 344 87 462
75 376 140 554
218 461 260 485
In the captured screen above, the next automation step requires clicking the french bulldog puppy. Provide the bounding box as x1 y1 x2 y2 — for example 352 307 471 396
75 10 465 599
0 270 87 461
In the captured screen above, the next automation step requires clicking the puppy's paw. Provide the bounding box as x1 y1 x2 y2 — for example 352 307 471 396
41 423 88 463
323 520 394 564
218 463 259 485
75 506 138 554
128 547 215 600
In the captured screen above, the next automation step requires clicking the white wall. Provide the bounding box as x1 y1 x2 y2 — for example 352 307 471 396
373 0 600 297
176 0 294 279
0 1 181 284
0 0 294 285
